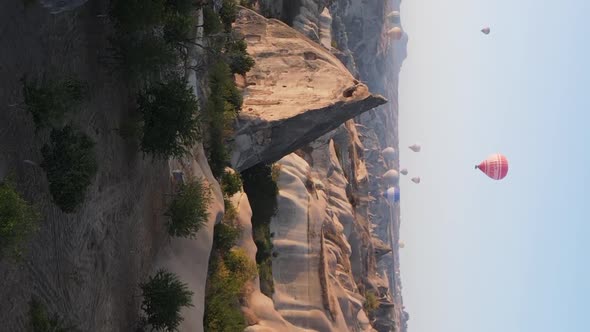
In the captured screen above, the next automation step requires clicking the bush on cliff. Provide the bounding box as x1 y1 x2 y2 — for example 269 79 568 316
22 77 88 130
139 269 193 332
204 248 256 332
165 178 211 238
137 77 201 158
41 126 98 213
0 180 41 260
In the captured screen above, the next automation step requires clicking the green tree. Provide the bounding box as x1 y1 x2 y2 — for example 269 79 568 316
224 38 255 75
41 126 98 213
221 170 242 196
138 77 202 158
219 0 238 32
140 269 194 332
22 77 88 130
202 6 223 35
165 178 211 238
110 0 167 34
110 34 178 81
213 218 241 253
0 181 41 260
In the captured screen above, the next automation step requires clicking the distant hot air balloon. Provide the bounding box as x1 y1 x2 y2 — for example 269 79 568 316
408 144 421 152
387 27 403 40
476 153 508 180
398 241 405 249
411 177 420 184
383 169 400 185
387 11 401 24
382 147 396 161
384 187 400 204
481 27 490 35
400 168 408 176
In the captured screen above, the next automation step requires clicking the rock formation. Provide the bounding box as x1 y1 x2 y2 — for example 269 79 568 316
230 9 387 171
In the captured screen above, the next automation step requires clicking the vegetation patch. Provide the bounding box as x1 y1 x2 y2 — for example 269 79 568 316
363 290 380 319
205 221 256 332
205 61 242 178
139 269 194 332
165 178 211 238
109 0 197 81
241 163 279 297
22 77 88 130
29 297 77 332
221 170 243 196
137 77 202 158
0 180 41 260
41 126 98 213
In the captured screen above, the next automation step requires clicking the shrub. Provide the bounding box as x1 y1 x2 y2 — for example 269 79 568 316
0 181 41 260
110 0 167 34
41 126 98 213
222 197 238 224
213 218 241 253
165 178 211 238
110 34 178 81
202 6 223 35
364 291 379 317
22 77 88 130
29 297 75 332
221 170 242 196
140 269 194 332
204 248 256 332
219 0 238 32
224 38 255 75
205 61 242 178
138 77 202 158
163 12 196 49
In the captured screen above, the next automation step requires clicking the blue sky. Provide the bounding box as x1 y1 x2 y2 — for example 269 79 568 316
397 1 590 331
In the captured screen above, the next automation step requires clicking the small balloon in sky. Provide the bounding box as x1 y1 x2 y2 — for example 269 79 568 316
408 144 421 152
475 153 509 180
481 27 491 35
411 177 421 184
400 168 408 176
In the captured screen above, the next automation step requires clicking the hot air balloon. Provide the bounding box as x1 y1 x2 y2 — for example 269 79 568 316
384 187 400 204
411 177 420 184
476 153 508 180
398 241 405 249
387 27 403 40
400 168 408 176
387 11 401 24
382 147 396 161
383 169 400 186
481 27 490 35
408 144 421 152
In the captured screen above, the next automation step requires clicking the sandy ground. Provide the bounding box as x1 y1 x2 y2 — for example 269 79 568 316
0 1 172 330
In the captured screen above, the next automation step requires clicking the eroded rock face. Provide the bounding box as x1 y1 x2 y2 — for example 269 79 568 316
230 9 387 171
39 0 88 14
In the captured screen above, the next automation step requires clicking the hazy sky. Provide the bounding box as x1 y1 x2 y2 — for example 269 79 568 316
397 1 590 331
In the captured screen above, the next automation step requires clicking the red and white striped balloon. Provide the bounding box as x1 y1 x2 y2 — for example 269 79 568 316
476 153 508 180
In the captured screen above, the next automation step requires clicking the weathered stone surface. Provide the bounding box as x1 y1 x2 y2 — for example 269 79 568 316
230 9 387 171
39 0 88 14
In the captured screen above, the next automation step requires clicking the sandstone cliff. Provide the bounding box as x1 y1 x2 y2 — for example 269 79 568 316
229 9 387 171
